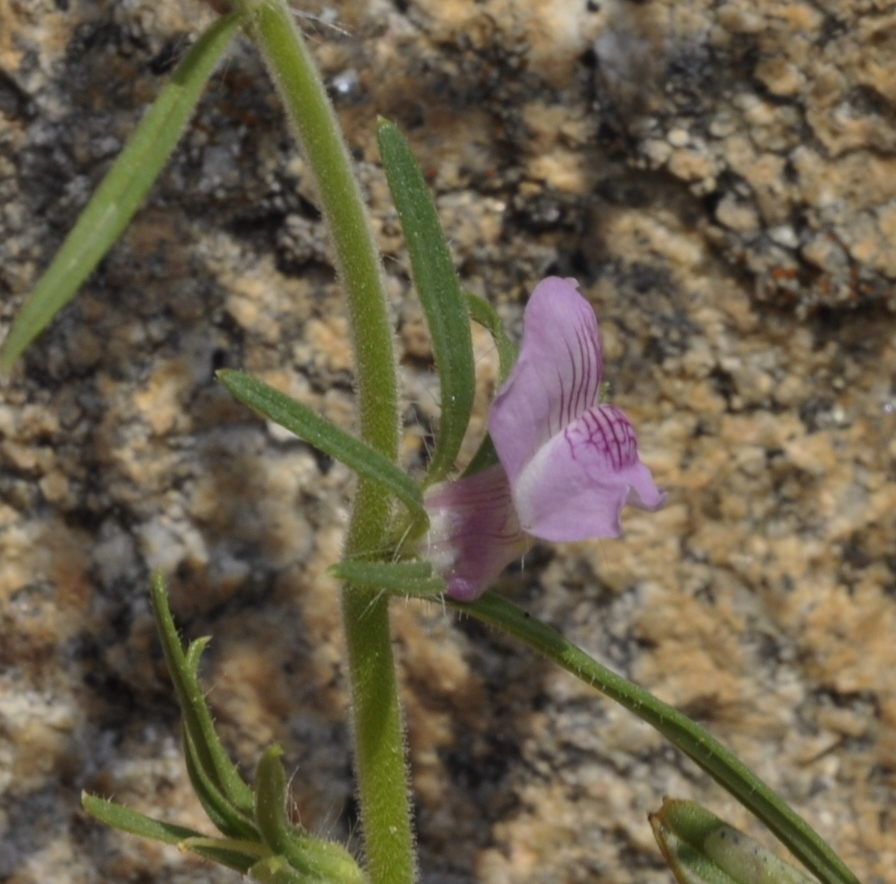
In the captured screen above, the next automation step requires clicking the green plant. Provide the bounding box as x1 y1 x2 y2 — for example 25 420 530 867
1 4 863 884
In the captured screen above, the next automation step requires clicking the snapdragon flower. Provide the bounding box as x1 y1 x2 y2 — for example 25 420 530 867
424 277 666 601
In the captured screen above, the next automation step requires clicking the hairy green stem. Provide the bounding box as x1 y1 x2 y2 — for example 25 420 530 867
236 4 414 883
243 0 398 457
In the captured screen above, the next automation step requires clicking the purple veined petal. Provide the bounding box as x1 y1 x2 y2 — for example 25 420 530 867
510 404 667 542
490 277 604 483
424 463 532 601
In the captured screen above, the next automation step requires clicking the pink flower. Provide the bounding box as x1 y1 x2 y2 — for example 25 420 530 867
424 277 666 600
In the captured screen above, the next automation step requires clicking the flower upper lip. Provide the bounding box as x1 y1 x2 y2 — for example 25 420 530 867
488 276 666 543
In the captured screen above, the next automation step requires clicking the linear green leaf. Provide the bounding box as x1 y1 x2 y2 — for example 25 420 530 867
0 12 242 373
218 369 425 521
447 592 860 884
377 119 475 486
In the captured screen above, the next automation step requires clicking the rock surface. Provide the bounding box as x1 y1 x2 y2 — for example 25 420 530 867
1 1 894 883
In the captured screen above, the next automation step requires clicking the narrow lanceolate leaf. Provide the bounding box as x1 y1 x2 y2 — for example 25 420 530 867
377 119 475 485
447 592 860 884
650 800 817 884
0 13 242 373
328 559 445 596
218 369 426 522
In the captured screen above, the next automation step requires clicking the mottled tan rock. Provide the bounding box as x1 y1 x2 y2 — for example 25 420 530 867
1 0 895 883
596 0 896 309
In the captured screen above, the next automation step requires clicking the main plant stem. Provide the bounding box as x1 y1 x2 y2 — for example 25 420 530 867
239 4 414 883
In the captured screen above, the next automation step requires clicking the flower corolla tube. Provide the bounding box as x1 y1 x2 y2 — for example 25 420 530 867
424 277 666 601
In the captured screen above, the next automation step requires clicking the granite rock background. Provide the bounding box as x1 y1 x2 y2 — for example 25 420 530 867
1 0 895 882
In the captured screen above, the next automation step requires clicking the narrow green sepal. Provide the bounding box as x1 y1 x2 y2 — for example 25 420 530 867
254 746 365 884
150 576 256 817
0 13 242 373
254 745 308 862
81 793 260 874
377 118 475 486
651 800 817 884
328 559 445 597
218 370 426 523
